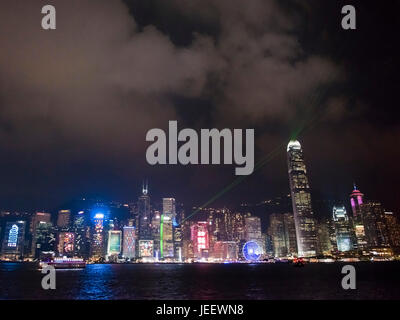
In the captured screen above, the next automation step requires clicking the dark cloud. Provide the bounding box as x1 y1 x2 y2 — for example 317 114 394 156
0 0 398 214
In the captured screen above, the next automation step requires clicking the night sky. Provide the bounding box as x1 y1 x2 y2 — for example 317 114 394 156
0 0 399 215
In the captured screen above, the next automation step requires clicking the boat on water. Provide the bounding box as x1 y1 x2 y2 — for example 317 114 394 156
292 257 305 267
39 257 86 269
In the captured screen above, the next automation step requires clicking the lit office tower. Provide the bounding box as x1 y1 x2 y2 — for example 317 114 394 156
283 213 298 256
212 241 238 261
231 212 245 243
384 212 400 253
73 211 89 259
350 184 364 217
244 216 263 255
122 226 136 259
268 214 286 257
57 232 75 257
57 210 71 229
174 224 183 262
361 201 390 248
30 212 51 256
160 215 174 258
1 221 26 260
268 213 297 257
191 222 209 259
287 140 317 257
73 211 86 228
33 221 56 259
138 182 152 240
90 212 106 260
349 185 367 251
161 198 175 259
107 230 122 261
162 198 176 222
151 211 161 258
333 206 353 252
316 219 334 255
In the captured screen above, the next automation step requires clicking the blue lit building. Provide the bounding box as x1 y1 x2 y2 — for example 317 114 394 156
1 221 27 260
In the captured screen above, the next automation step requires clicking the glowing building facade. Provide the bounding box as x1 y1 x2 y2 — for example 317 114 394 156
1 221 26 260
107 230 122 258
139 240 154 258
287 140 317 257
349 185 368 250
191 222 209 259
161 198 175 259
122 226 136 259
90 212 106 260
333 206 353 252
160 214 174 258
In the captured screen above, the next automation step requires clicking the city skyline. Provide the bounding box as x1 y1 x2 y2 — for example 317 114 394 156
1 137 399 263
1 0 400 305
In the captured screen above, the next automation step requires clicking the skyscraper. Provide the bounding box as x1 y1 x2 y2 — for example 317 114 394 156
122 226 136 259
162 198 176 220
361 201 390 248
349 185 368 251
90 212 106 261
30 212 51 257
244 215 264 255
333 206 353 252
138 182 152 240
350 185 364 217
57 232 75 256
268 213 297 257
287 140 317 257
161 198 175 259
268 214 287 257
316 219 333 256
73 211 89 259
107 230 122 260
1 221 26 260
151 211 161 258
57 210 71 229
173 224 183 262
33 221 56 259
191 221 209 259
384 212 400 254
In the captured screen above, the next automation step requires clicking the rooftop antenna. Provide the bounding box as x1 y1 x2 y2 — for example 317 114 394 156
142 179 148 195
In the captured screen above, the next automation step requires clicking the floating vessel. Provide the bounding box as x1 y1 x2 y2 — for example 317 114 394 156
293 257 305 267
39 257 86 269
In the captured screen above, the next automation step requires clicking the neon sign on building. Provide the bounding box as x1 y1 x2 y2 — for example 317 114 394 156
8 224 19 247
197 231 206 251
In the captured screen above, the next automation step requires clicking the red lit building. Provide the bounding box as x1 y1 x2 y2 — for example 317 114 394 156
191 222 209 259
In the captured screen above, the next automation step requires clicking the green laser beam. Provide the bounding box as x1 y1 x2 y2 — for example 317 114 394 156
160 214 164 258
183 48 348 223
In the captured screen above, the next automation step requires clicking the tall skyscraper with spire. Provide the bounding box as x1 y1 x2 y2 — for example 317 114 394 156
350 184 364 217
349 184 368 251
138 181 152 241
287 140 317 257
